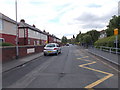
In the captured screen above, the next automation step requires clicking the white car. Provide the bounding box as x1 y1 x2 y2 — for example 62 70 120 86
43 43 61 56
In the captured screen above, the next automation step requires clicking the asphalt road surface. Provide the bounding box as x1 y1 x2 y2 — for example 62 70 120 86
3 45 119 89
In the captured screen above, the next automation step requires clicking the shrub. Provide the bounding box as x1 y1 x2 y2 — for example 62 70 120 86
94 35 120 47
0 42 14 46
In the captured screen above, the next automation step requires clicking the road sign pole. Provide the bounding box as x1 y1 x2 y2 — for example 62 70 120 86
116 35 118 54
114 28 118 54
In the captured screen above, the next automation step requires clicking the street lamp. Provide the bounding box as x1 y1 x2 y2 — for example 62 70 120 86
15 0 19 59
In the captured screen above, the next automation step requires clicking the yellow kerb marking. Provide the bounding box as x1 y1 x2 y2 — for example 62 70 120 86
77 56 114 89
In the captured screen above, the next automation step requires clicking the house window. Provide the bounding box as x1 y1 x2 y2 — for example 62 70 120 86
34 40 36 45
28 39 30 44
0 38 4 42
0 19 2 30
37 40 39 45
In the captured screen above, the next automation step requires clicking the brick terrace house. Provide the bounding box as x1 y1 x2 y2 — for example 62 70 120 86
18 20 61 45
0 13 17 45
0 13 61 46
18 19 48 45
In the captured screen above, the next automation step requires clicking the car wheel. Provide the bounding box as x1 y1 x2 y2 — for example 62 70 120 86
59 50 61 54
44 53 47 56
55 51 58 55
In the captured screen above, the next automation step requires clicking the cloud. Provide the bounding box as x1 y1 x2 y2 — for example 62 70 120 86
0 0 119 39
74 10 117 30
87 4 102 8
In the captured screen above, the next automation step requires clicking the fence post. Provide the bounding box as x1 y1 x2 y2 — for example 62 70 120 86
100 46 102 51
110 47 111 53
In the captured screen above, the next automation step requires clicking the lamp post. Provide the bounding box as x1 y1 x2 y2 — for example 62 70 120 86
15 0 19 59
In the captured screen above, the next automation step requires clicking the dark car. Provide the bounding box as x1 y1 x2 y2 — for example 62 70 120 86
66 44 69 46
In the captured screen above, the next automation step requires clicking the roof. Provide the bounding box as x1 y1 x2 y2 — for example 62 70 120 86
18 21 46 34
0 12 16 24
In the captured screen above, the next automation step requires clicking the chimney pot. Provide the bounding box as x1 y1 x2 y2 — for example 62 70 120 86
20 19 25 23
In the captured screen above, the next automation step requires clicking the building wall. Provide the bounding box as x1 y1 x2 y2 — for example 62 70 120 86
2 20 16 35
48 36 54 43
40 33 47 41
0 33 16 45
57 39 61 43
0 18 17 45
54 38 57 42
0 18 2 31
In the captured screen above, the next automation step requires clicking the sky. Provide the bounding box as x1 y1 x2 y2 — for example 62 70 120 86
0 0 119 39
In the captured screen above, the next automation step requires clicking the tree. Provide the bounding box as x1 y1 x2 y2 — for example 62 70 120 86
61 36 67 44
73 35 75 38
75 31 81 43
82 34 92 45
106 15 120 36
86 30 100 44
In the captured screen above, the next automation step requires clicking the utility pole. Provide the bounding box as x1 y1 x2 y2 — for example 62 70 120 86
15 0 19 59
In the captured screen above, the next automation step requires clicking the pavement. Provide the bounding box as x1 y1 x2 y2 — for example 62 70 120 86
88 47 120 66
2 46 119 73
2 52 43 72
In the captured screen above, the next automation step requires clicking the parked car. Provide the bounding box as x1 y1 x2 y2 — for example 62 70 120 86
66 43 69 46
43 43 61 56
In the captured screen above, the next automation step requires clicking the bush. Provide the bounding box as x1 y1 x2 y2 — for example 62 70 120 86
0 42 14 46
94 35 120 47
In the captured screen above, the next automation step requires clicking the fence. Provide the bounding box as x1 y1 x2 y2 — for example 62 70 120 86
95 46 120 54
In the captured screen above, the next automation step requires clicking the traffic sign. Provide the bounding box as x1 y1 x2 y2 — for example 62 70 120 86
114 28 118 35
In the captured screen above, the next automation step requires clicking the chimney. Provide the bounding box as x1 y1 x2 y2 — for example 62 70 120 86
33 24 36 27
20 19 25 23
43 30 46 32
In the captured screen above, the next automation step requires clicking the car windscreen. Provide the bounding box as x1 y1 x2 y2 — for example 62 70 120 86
46 44 55 47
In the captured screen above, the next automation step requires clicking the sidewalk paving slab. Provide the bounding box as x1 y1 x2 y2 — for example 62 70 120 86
2 52 43 72
87 48 119 66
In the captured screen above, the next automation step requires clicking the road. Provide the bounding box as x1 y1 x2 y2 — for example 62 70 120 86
3 45 119 88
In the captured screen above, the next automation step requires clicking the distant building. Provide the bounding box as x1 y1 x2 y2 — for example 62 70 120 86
99 30 107 39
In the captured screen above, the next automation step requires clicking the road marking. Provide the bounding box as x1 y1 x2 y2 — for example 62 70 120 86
90 55 120 73
85 74 113 88
77 56 114 88
79 61 96 67
77 56 89 59
80 49 120 73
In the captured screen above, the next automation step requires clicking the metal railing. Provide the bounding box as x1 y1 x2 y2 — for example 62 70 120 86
95 46 120 54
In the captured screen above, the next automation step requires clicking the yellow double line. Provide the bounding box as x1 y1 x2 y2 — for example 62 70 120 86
77 56 114 88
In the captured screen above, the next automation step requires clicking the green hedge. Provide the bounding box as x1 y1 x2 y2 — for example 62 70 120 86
94 35 120 47
0 42 14 46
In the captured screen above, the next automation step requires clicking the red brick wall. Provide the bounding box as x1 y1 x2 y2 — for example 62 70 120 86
0 33 16 45
1 45 44 62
